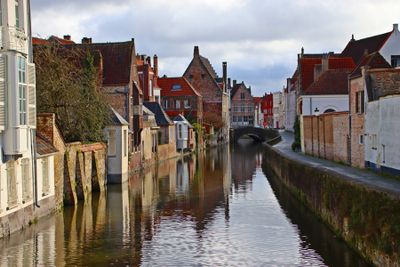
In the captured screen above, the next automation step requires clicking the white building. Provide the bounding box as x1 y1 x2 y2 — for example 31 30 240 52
364 69 400 175
272 91 283 128
173 114 195 152
105 108 129 184
284 88 296 132
0 0 55 238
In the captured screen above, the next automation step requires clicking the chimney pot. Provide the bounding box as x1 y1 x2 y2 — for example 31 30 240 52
394 24 399 32
82 37 92 44
233 80 237 86
194 46 199 57
222 62 227 92
63 35 71 41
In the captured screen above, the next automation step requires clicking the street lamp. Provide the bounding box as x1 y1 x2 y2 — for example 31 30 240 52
314 107 320 116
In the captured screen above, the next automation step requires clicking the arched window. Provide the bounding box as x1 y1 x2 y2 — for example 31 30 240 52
324 108 336 114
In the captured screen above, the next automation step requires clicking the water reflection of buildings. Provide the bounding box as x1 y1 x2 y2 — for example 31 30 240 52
0 147 234 266
231 141 260 191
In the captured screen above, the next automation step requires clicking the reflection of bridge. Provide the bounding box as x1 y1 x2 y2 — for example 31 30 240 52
231 127 280 143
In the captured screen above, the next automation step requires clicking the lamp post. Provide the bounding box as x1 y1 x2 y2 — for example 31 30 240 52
314 107 320 157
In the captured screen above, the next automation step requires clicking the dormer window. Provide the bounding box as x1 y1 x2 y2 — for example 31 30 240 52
391 55 400 68
172 84 182 91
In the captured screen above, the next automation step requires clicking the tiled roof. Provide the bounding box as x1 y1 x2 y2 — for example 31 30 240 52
85 42 135 86
110 107 129 126
173 114 193 128
300 57 322 91
341 32 391 64
350 52 391 79
32 37 50 45
305 69 352 95
158 77 201 97
143 102 173 126
33 36 76 45
36 133 58 156
328 57 356 69
49 36 75 45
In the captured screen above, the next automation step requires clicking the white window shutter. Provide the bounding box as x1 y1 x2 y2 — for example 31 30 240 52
0 55 7 128
27 63 36 127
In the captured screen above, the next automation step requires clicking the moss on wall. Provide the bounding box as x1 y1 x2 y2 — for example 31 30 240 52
263 145 400 267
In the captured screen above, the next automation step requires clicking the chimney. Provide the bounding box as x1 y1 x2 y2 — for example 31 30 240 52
228 78 231 89
194 46 199 57
394 24 399 32
63 35 71 41
351 34 355 41
153 55 158 77
222 62 227 92
82 37 92 44
146 56 151 66
233 80 237 87
301 47 304 55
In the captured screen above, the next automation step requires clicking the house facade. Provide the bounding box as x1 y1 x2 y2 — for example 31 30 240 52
272 91 283 128
105 108 129 183
0 0 57 238
349 53 391 168
136 54 161 103
261 93 273 128
158 76 203 124
364 68 400 175
253 97 263 128
173 114 195 152
230 81 254 128
183 46 229 142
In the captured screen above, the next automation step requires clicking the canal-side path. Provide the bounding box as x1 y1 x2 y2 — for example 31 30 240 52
273 131 400 197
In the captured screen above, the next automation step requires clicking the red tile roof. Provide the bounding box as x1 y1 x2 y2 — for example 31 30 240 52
328 57 356 69
49 36 75 45
158 77 201 97
32 37 50 45
305 69 352 95
300 57 322 91
350 52 391 79
341 32 391 64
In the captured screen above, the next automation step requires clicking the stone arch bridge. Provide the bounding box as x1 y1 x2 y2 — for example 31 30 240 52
231 127 280 143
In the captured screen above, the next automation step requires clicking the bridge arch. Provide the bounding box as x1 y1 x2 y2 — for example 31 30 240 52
232 127 279 143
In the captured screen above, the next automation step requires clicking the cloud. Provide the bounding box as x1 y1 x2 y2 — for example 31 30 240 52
31 0 400 95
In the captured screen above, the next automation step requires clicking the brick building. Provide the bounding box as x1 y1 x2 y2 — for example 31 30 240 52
136 54 161 103
158 76 203 124
349 52 391 168
183 46 230 142
230 81 254 128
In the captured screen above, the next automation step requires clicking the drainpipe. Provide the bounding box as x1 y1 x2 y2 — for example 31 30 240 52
31 129 40 208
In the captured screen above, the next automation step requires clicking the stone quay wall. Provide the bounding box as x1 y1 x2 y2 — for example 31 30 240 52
263 144 400 267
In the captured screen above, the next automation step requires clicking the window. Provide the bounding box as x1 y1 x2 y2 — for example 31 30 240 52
18 56 27 125
241 104 245 112
240 92 245 99
371 134 377 150
233 116 237 122
238 116 242 122
178 124 182 139
175 100 181 109
359 135 364 145
248 106 253 112
164 99 169 109
15 0 20 28
172 84 182 91
42 158 50 196
184 99 190 108
244 116 248 122
21 158 32 203
355 91 365 114
149 79 153 96
233 106 238 112
7 162 18 209
391 55 400 67
123 130 127 157
108 129 116 156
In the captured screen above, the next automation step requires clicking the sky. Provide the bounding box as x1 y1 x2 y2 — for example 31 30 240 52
31 0 400 96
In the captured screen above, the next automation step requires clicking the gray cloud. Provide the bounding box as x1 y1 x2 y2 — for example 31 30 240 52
31 0 400 95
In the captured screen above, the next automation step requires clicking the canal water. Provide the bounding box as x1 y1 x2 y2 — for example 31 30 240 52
0 141 370 266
